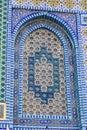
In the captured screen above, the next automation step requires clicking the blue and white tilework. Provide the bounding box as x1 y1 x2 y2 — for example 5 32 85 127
0 0 87 129
12 9 77 35
11 12 79 129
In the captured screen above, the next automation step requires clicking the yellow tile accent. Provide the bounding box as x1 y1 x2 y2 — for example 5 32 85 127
85 77 87 81
63 0 75 9
82 28 87 36
30 0 44 6
15 0 27 5
79 0 87 11
84 60 87 65
83 43 87 51
46 0 60 8
0 103 6 120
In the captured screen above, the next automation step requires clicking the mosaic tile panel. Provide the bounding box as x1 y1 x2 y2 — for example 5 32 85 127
63 0 76 9
81 26 87 83
78 15 87 127
79 0 87 11
12 0 87 12
13 17 78 127
22 29 67 115
46 0 60 8
0 0 7 102
0 0 86 128
30 0 44 6
12 9 77 36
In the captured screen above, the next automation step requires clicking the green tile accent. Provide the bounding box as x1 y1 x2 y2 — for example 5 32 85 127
0 0 7 102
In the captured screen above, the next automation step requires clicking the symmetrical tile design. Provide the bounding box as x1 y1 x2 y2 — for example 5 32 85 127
46 0 60 8
22 29 67 115
30 0 44 6
0 0 7 103
79 0 87 11
13 15 78 128
12 0 87 12
81 26 87 86
12 9 77 36
0 0 87 129
63 0 76 9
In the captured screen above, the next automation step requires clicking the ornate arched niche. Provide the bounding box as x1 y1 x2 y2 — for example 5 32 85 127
13 17 78 128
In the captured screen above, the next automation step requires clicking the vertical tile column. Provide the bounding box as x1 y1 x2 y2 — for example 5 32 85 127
0 0 10 127
76 14 87 130
6 0 13 124
0 0 7 103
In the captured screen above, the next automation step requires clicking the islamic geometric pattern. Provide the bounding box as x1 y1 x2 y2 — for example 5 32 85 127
22 29 67 115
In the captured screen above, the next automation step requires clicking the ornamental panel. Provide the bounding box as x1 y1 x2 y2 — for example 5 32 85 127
22 29 67 115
